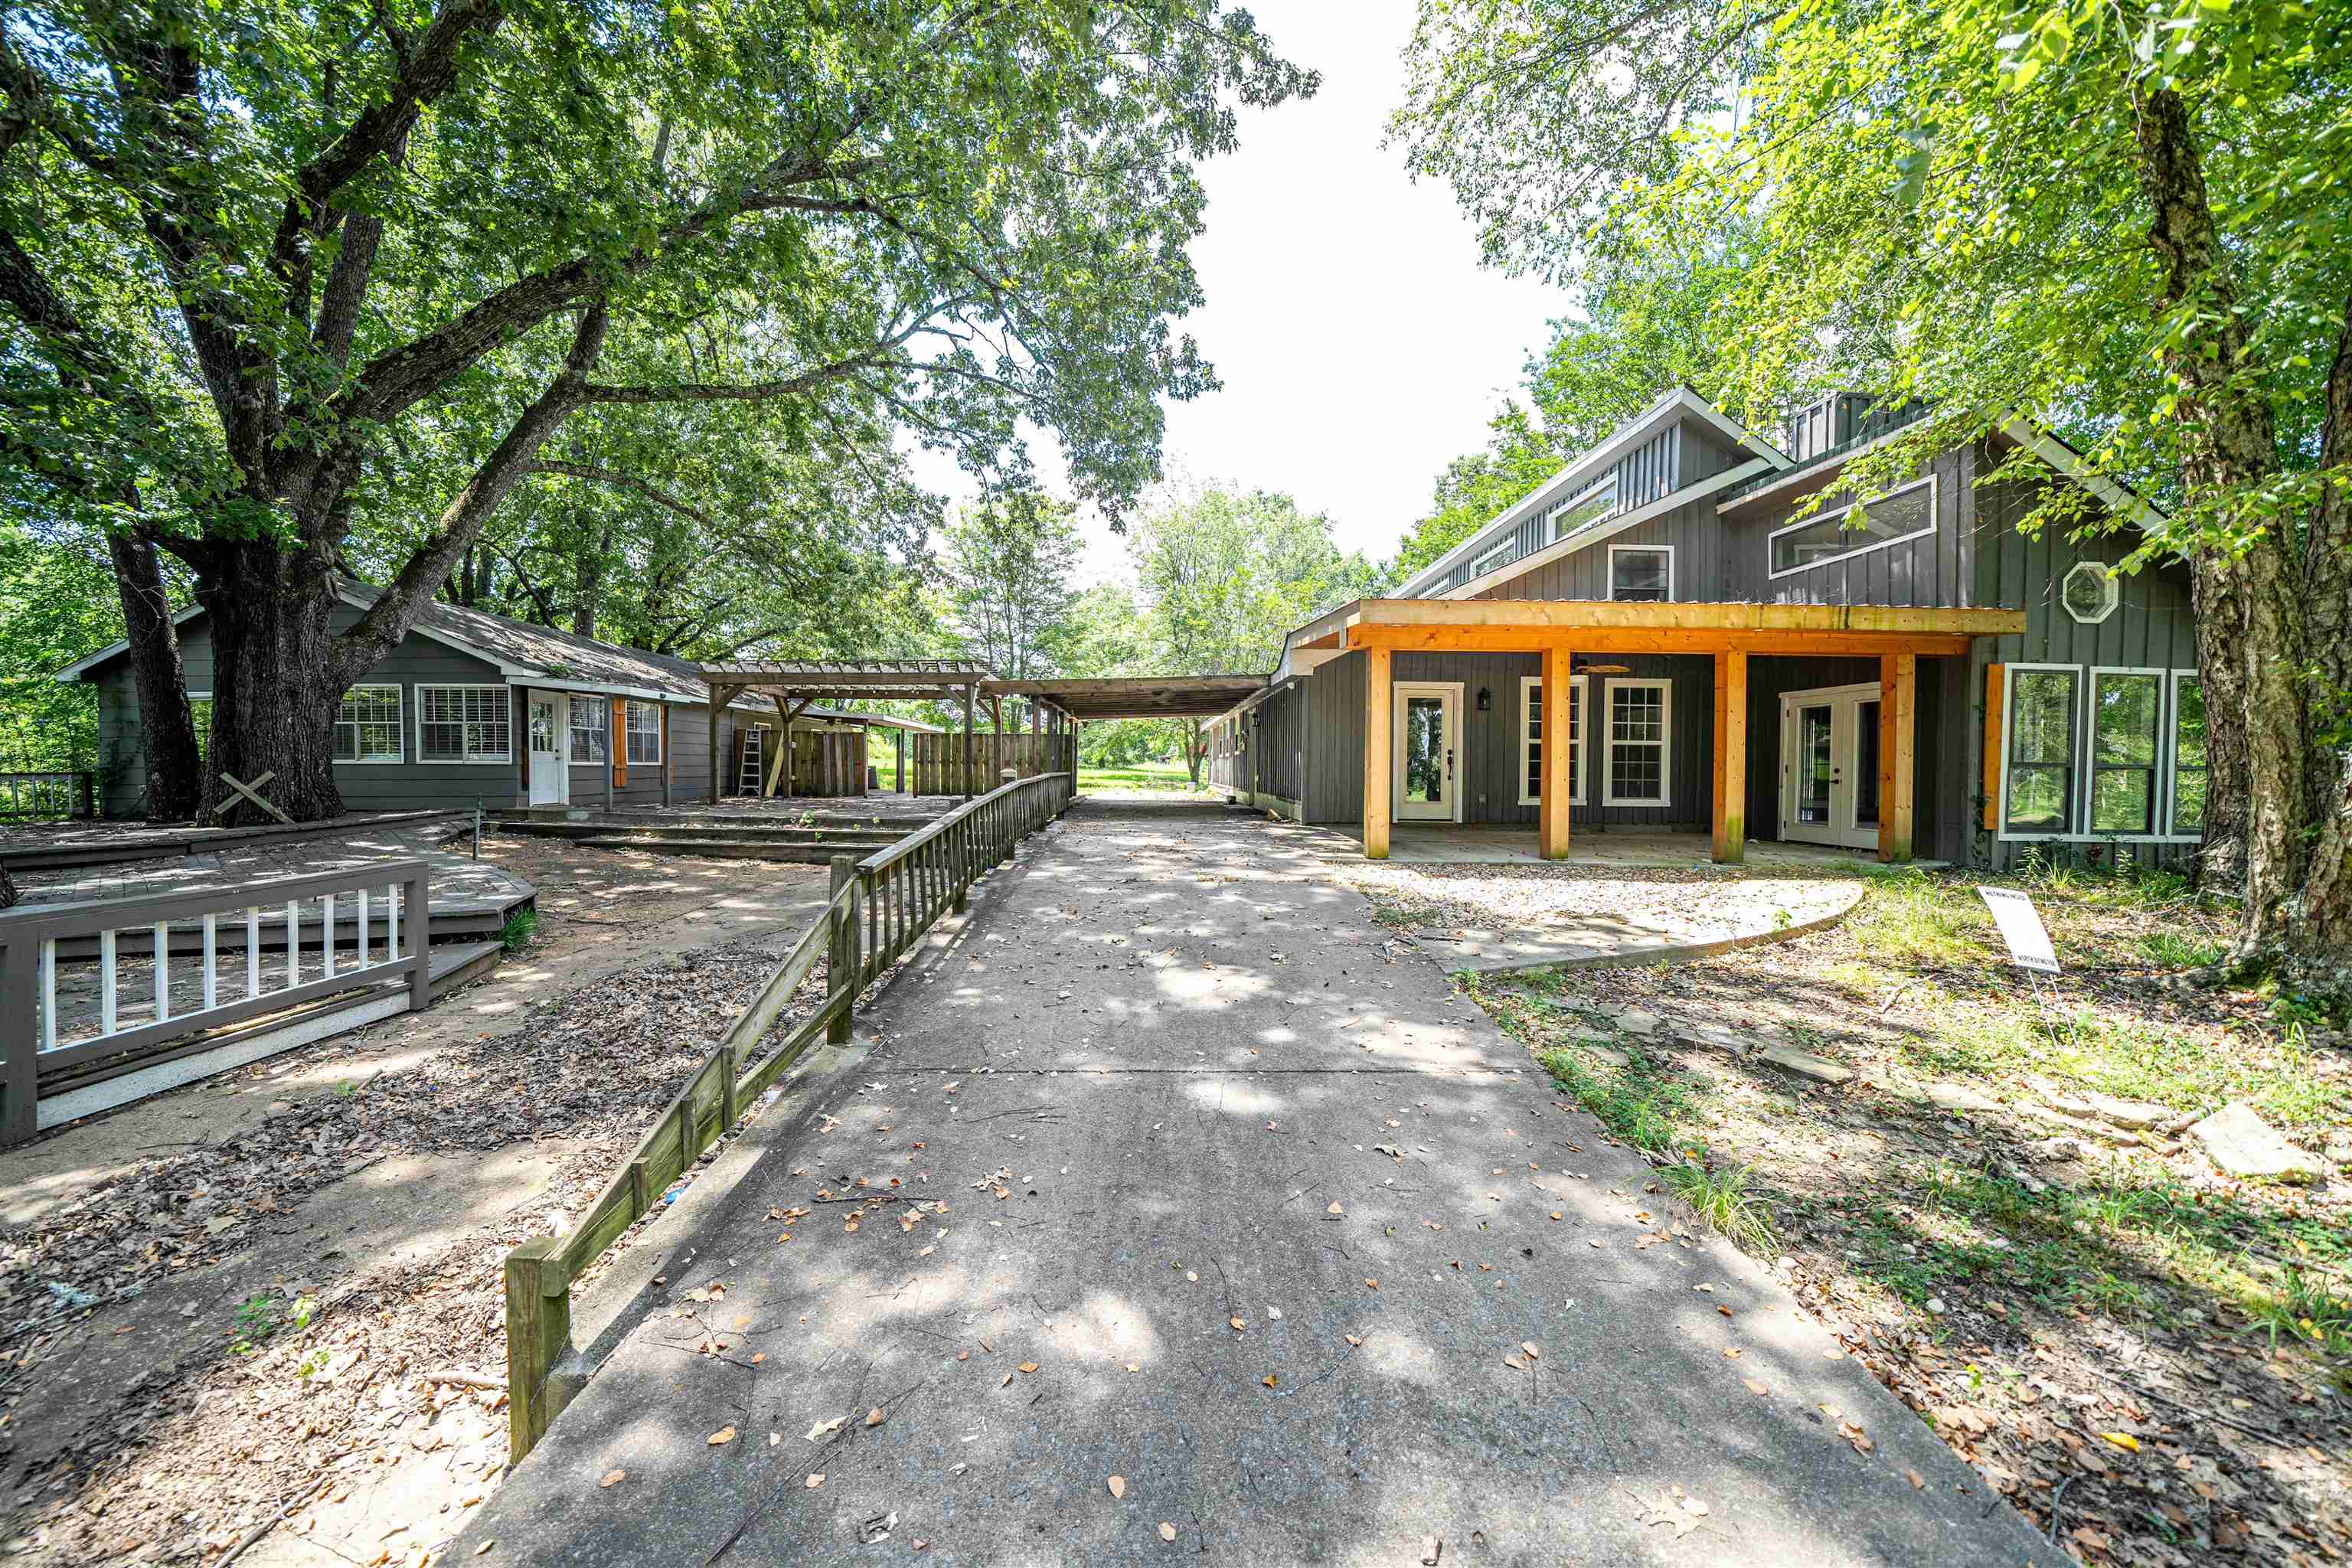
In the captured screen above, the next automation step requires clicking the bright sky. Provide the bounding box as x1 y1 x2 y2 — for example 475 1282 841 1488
913 0 1572 586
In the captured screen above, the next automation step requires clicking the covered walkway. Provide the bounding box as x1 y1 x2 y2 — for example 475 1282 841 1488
453 805 2043 1566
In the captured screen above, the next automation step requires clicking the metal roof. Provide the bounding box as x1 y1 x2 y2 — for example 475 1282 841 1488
982 675 1269 720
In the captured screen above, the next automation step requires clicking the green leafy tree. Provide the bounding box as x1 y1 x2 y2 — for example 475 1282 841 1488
2 1 1311 820
942 495 1082 681
1132 482 1379 782
1396 0 2352 996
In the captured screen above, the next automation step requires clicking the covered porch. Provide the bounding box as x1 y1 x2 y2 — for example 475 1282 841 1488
1317 599 2024 864
1308 822 1943 868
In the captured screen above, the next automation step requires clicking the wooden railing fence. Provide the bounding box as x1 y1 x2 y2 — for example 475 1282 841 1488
501 771 1076 1461
0 861 431 1144
0 771 95 821
907 732 1071 797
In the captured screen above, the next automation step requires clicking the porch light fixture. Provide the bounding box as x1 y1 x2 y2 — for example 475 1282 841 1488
1475 687 1491 712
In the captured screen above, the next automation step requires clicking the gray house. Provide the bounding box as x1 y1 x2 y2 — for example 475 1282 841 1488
1207 387 2201 872
57 581 905 818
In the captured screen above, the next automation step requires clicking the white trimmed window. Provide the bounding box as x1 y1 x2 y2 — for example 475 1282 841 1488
335 684 404 763
417 685 510 763
1470 540 1514 578
569 695 609 763
1609 544 1673 603
2002 666 2079 835
1768 475 1936 577
2087 668 2163 835
1547 478 1615 540
2167 672 2207 836
1517 675 1586 807
625 700 663 766
1602 678 1671 806
2062 561 2121 624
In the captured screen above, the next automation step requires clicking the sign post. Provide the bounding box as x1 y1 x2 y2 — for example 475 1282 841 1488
1976 886 2069 1050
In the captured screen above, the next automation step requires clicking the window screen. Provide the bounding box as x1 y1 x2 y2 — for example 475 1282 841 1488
335 684 404 763
418 686 510 763
2004 669 2077 834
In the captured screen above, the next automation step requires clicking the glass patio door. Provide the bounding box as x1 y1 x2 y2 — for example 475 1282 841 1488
1779 684 1880 849
1392 682 1462 822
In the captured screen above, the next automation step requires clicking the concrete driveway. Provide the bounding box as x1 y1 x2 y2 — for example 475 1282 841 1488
455 799 2047 1566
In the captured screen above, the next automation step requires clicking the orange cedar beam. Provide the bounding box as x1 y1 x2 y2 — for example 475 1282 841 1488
1981 663 2006 831
1538 644 1573 859
1713 652 1747 863
1344 625 1975 658
1364 647 1393 859
1878 653 1916 861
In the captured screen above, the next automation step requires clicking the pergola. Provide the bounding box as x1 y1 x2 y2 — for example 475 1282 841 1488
980 675 1268 722
701 659 1076 802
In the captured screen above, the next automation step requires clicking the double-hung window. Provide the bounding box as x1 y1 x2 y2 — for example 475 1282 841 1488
2167 672 2207 836
569 695 609 764
1609 545 1672 603
2003 668 2078 835
625 700 662 766
2087 669 2163 835
1602 678 1671 806
335 684 404 764
416 685 510 763
1517 675 1586 807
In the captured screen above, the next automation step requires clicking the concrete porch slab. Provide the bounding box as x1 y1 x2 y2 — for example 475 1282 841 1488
1306 822 1942 871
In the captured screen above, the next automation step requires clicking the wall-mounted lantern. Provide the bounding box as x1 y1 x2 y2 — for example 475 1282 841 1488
1475 687 1492 713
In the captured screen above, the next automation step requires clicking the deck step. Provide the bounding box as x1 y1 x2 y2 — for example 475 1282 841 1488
493 816 914 844
573 835 895 862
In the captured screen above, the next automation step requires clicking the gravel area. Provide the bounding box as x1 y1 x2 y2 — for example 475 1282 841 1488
1341 860 1850 930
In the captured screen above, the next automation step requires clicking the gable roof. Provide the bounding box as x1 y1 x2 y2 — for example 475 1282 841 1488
1391 385 1792 599
60 578 746 704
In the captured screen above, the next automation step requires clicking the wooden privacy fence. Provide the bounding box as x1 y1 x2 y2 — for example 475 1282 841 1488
0 771 95 821
501 770 1076 1461
907 732 1072 796
0 861 431 1144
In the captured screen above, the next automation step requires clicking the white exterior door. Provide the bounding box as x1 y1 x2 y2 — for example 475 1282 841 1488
1392 681 1464 823
1779 683 1880 849
527 690 569 805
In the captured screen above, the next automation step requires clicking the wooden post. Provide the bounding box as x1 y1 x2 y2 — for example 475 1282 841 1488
504 1238 570 1462
1 935 38 1145
1712 651 1747 863
1880 653 1916 861
989 697 1003 788
1364 646 1392 859
827 855 857 1044
706 686 730 805
1981 663 2006 831
1538 644 1574 859
661 704 672 807
962 684 977 802
896 730 907 794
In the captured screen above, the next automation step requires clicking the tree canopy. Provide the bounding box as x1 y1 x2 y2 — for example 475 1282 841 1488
2 0 1312 816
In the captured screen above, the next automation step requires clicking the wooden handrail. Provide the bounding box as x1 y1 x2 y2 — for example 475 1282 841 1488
500 773 1076 1462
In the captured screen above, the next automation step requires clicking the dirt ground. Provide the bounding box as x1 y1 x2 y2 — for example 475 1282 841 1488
1361 861 2352 1567
0 829 831 1565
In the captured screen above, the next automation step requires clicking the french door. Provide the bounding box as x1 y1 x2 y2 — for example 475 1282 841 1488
1391 681 1463 822
1778 683 1880 849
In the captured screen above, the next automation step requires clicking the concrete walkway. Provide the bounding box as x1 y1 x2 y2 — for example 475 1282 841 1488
455 799 2043 1566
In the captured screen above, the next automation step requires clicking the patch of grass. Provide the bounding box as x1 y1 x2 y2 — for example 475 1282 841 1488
2138 930 2226 969
496 908 537 951
1079 763 1201 792
1663 1161 1775 1250
1844 867 1993 967
230 1292 315 1355
1535 1047 1694 1158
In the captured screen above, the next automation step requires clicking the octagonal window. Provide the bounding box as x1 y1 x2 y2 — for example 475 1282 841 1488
2062 561 2119 625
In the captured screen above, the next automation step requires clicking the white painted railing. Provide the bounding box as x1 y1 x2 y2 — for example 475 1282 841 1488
1 861 432 1143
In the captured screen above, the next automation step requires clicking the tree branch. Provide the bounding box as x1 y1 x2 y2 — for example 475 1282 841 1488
525 461 713 527
334 301 610 680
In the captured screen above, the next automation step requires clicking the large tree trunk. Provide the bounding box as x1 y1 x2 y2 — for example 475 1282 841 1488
195 544 346 823
2133 86 2352 997
106 534 202 820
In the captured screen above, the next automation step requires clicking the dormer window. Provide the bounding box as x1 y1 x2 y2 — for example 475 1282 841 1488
1548 478 1616 540
1609 545 1673 602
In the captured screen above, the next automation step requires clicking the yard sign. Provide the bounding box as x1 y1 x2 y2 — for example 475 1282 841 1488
1975 887 2060 974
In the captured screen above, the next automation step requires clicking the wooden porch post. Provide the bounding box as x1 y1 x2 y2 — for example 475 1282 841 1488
962 684 976 802
895 729 907 795
1539 643 1573 859
707 684 739 805
1879 653 1916 862
1712 651 1747 863
1364 646 1392 859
